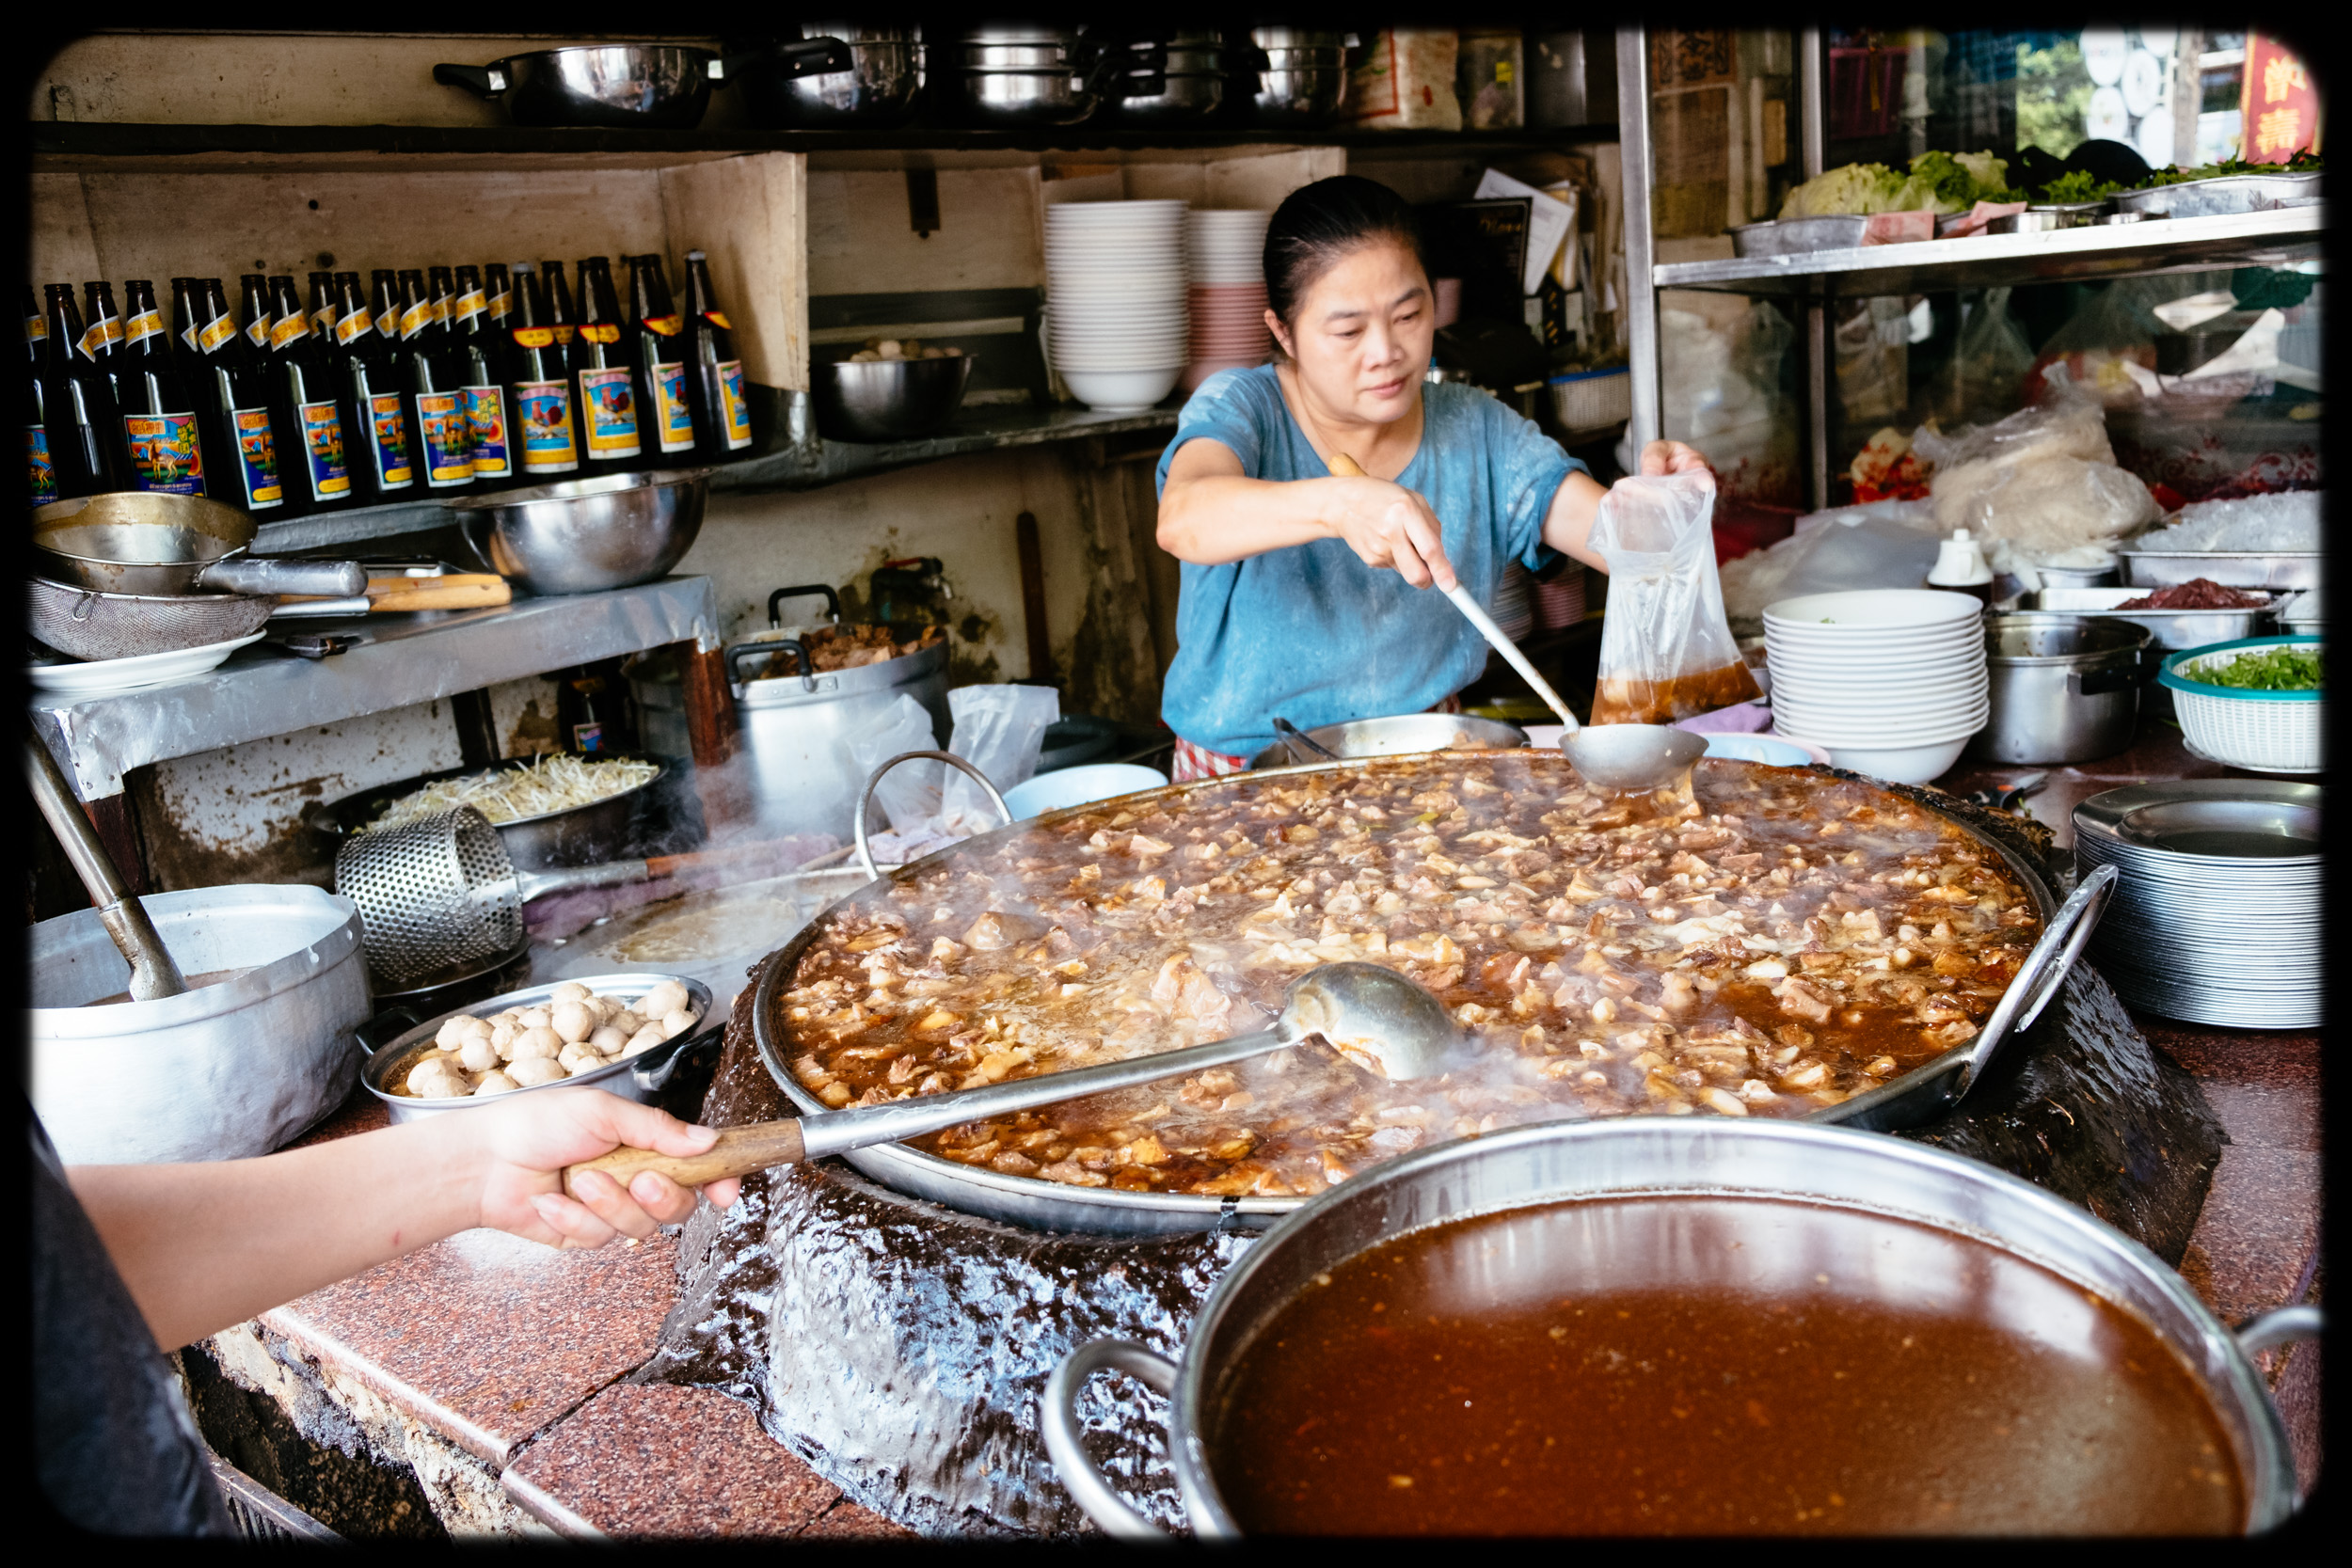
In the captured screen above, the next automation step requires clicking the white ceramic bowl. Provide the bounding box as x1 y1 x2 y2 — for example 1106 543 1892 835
1059 365 1184 411
1764 589 1987 629
1815 736 1973 784
1774 715 1989 749
1770 684 1990 713
1000 763 1169 819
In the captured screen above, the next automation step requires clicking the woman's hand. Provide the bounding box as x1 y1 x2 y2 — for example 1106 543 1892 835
1638 439 1713 479
1320 475 1457 591
465 1089 742 1250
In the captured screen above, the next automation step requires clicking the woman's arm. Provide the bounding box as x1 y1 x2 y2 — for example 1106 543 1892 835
1156 436 1461 590
65 1089 740 1351
1539 439 1714 569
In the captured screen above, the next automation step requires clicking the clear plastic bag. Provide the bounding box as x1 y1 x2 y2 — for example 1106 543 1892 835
844 693 944 831
941 684 1060 835
1916 386 2158 552
1586 469 1762 723
1917 287 2034 429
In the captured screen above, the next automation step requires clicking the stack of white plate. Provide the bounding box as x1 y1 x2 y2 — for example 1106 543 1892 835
1183 208 1274 390
1762 589 1989 784
1044 199 1189 413
2074 781 2320 1028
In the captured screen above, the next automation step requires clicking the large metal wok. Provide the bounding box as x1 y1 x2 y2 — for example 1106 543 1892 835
751 753 2110 1236
33 492 364 599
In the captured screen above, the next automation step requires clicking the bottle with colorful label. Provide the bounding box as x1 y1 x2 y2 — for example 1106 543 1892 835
627 254 702 464
114 277 209 497
570 257 642 474
485 262 515 332
190 277 285 513
540 260 578 350
35 282 133 498
684 249 755 455
170 277 199 352
328 273 414 499
394 268 475 493
24 283 48 355
78 280 125 400
451 263 513 482
241 275 272 351
307 270 339 340
263 275 353 509
504 262 579 475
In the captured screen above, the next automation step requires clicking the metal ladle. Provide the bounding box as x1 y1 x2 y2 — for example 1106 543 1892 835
1325 451 1706 794
23 724 187 1001
561 961 1460 1198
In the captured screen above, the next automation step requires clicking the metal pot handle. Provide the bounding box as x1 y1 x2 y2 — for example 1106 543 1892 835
2235 1304 2322 1357
767 584 842 628
727 638 813 691
1951 862 2118 1099
629 1019 728 1092
353 1006 422 1056
853 749 1011 881
2070 663 2142 697
1042 1339 1181 1541
433 62 510 98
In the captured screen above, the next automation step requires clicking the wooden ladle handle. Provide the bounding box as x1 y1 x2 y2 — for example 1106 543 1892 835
1327 451 1366 478
560 1119 806 1200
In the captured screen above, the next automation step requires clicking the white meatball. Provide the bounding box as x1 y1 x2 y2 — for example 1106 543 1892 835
550 1000 596 1043
875 338 903 359
457 1036 502 1073
640 981 690 1020
510 1025 564 1061
589 1025 629 1054
558 1042 602 1075
404 1053 456 1094
624 1023 668 1056
491 1009 522 1028
610 1009 646 1037
474 1070 520 1096
435 1016 478 1048
660 1007 698 1039
489 1022 518 1055
516 1006 552 1031
507 1055 566 1087
549 981 592 1004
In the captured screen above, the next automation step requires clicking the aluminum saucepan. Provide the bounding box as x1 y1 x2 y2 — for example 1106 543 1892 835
432 41 850 129
32 493 365 599
450 468 708 595
1045 1117 2317 1536
732 25 922 127
358 974 718 1124
307 753 670 873
1248 712 1529 768
751 754 2105 1237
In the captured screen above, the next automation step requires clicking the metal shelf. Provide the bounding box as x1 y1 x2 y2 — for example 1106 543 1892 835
29 577 719 800
1654 206 2325 299
709 404 1178 494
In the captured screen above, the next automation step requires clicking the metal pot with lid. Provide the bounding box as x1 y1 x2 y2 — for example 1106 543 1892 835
726 583 950 840
948 24 1145 126
433 40 851 128
1972 613 2152 764
731 24 924 127
1239 27 1356 126
1098 29 1225 126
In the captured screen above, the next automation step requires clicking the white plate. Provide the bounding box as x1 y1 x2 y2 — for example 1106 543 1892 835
25 632 267 696
1764 589 1987 628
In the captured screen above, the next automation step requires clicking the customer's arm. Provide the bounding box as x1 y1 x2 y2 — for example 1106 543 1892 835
66 1090 739 1350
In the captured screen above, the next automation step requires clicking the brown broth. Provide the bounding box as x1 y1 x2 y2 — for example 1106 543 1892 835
1210 1196 2244 1535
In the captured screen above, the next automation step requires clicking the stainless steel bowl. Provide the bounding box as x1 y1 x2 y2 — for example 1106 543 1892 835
451 469 708 595
359 974 715 1123
1243 31 1351 126
1048 1117 2312 1536
735 25 923 127
812 355 974 443
1248 712 1529 768
434 45 726 129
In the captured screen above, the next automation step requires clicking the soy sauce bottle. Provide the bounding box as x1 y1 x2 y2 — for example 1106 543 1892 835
450 264 514 485
307 270 339 339
684 249 754 457
24 284 45 358
540 260 578 350
263 275 355 514
114 279 210 498
192 277 286 515
427 265 457 330
331 273 415 500
569 256 640 475
484 262 514 333
370 269 402 340
80 280 124 397
36 283 132 498
240 275 273 352
504 262 579 478
169 278 199 353
393 268 474 494
627 253 701 466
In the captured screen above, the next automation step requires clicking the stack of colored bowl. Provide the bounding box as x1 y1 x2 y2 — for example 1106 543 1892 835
1182 208 1274 390
1762 589 1989 784
1044 199 1189 412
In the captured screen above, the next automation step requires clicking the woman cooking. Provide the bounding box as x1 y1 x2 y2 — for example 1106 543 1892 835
1155 175 1708 779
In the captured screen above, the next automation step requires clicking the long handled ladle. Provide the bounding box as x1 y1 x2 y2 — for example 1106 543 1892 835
24 724 187 1000
561 961 1458 1198
1324 451 1706 794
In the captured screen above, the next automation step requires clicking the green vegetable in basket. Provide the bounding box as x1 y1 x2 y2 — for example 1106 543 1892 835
2142 149 2323 187
2039 169 2122 203
2193 645 2323 690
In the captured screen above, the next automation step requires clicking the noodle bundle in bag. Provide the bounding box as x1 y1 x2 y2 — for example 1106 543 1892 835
1586 470 1761 723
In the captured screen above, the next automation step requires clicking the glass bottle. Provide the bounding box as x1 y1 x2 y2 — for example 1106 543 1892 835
504 262 579 478
370 269 401 340
36 283 133 498
570 256 641 475
264 275 355 512
192 277 287 515
626 254 701 466
24 284 46 358
80 280 124 397
428 265 456 330
115 278 210 497
169 277 199 352
683 249 754 457
450 263 514 484
307 270 339 339
240 274 272 352
331 273 415 500
393 268 474 494
484 262 514 332
540 260 578 349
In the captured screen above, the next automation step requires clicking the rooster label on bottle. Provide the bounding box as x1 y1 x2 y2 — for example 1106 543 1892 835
27 427 58 505
369 394 415 489
516 379 579 472
123 412 205 494
232 406 285 507
416 390 472 487
716 360 752 449
650 361 695 453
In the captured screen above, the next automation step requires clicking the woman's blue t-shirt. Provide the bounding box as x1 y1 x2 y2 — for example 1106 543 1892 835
1154 365 1582 759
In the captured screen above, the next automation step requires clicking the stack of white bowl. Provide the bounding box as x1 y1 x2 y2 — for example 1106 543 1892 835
1762 589 1989 784
1044 199 1189 413
1183 208 1274 390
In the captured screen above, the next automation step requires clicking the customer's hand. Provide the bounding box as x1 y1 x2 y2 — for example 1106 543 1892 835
1322 475 1458 591
465 1088 741 1250
1637 439 1712 479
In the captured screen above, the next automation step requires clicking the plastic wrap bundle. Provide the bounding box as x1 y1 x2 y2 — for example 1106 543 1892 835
1627 299 1799 508
1717 499 1946 630
2125 491 2323 554
1915 390 2160 554
1585 469 1762 723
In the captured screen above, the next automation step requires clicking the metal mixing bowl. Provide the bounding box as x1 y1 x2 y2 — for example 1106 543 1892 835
451 469 708 595
813 355 974 443
1248 712 1529 768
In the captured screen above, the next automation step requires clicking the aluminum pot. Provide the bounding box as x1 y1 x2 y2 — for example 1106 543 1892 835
2011 587 2277 721
1248 712 1527 769
309 754 669 872
451 468 707 595
950 25 1126 126
1102 31 1224 126
1241 28 1353 125
1971 614 2151 765
358 974 716 1124
28 884 372 1164
1046 1117 2315 1537
733 25 922 127
727 623 950 840
434 45 730 129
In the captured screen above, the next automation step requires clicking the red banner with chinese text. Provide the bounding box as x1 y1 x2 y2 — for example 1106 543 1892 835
2242 33 2321 162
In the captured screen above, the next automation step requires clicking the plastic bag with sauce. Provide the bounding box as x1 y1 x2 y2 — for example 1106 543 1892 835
1585 469 1761 724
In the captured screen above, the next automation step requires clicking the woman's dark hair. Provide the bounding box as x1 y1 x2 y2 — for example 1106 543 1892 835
1263 175 1426 330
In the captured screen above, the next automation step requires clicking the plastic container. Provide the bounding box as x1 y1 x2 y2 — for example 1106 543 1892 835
1548 365 1630 434
2157 636 2323 773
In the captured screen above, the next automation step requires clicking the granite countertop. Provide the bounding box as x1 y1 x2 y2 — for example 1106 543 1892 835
206 721 2324 1534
